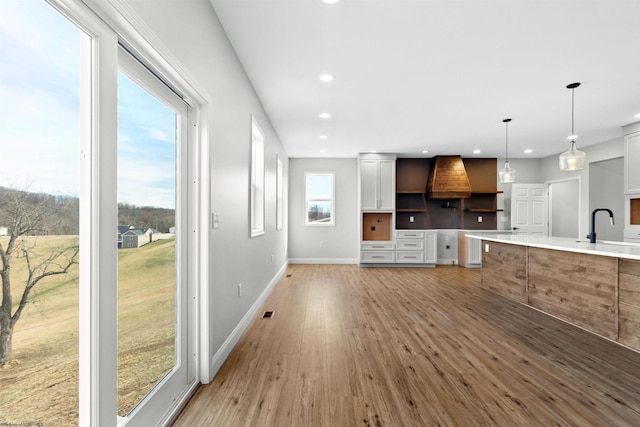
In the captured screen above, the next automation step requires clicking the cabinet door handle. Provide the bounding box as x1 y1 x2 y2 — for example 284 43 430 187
372 245 385 248
372 256 385 259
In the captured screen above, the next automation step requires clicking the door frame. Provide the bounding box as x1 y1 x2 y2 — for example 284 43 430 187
49 0 210 425
546 177 582 239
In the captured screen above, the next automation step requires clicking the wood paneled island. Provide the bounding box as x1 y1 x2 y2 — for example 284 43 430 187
468 233 640 351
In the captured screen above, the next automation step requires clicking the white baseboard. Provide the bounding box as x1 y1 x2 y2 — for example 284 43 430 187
207 261 288 381
288 258 357 265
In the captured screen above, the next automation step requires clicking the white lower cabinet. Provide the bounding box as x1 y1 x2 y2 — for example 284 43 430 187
360 230 438 265
395 230 437 265
361 242 395 263
396 251 424 263
624 228 640 244
424 231 437 264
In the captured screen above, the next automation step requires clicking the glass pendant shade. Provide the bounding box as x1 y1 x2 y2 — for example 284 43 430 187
499 118 516 183
559 82 586 171
499 160 516 183
559 140 587 170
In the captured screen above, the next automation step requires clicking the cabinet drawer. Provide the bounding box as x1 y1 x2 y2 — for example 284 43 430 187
361 251 395 263
396 251 425 263
624 229 640 240
361 242 395 250
397 239 424 250
396 230 425 239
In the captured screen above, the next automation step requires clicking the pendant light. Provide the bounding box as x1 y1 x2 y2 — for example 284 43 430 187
499 118 516 183
559 82 586 171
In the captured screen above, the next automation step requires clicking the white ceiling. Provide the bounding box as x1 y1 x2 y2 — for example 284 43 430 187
210 0 640 159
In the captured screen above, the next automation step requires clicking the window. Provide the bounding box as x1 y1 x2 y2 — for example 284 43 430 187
305 172 335 226
276 155 284 231
0 1 81 424
250 117 265 237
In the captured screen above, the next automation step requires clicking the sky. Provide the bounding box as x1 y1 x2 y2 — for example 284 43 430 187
0 0 177 209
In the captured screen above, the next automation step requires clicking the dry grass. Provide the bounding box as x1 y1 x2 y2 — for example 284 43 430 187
0 236 176 426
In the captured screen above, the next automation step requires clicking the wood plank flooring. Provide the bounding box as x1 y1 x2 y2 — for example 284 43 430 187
172 264 640 426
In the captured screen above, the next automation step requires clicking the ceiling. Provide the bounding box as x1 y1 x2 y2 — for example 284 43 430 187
210 0 640 159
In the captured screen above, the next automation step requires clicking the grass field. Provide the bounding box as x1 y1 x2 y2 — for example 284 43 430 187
0 235 176 426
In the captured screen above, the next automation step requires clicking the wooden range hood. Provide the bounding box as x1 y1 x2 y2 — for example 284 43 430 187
426 155 472 199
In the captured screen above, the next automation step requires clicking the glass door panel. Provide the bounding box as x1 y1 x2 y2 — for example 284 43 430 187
117 48 188 422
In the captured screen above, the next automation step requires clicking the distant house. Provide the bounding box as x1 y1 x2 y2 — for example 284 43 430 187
117 225 135 248
119 226 161 248
0 226 8 236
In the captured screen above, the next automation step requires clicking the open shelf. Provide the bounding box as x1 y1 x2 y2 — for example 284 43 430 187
397 208 427 213
464 208 503 213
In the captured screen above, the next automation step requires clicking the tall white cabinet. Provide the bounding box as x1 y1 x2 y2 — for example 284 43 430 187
360 157 396 211
358 153 437 266
624 122 640 243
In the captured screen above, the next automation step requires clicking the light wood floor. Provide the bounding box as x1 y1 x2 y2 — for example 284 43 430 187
173 264 640 426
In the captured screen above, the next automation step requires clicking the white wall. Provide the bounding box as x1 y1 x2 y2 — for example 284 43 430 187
288 158 358 263
125 0 289 380
540 137 624 238
550 179 580 238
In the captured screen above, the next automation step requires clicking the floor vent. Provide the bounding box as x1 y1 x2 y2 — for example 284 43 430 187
262 311 275 319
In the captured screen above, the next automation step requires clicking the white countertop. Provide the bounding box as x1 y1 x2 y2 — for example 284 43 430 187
466 233 640 261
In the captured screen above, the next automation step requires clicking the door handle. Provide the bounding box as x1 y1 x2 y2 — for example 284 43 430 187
512 227 520 230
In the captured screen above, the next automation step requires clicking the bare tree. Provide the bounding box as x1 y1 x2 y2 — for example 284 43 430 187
0 188 78 365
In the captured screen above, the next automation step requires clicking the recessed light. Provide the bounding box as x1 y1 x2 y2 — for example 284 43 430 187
473 149 481 154
319 74 334 82
370 150 377 153
322 0 340 4
524 149 533 154
319 112 331 119
320 135 328 140
635 113 640 119
320 149 327 153
421 150 430 153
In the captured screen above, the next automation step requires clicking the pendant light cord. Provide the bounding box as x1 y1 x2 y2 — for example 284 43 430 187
505 121 509 161
571 86 575 139
503 118 511 161
566 82 580 142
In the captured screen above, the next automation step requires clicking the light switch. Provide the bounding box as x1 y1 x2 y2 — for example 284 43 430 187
212 212 220 229
477 216 483 223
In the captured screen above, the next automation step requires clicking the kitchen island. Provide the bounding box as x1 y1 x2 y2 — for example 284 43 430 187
467 233 640 352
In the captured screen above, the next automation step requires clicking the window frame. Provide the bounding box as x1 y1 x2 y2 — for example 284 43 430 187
304 171 335 227
250 116 265 237
41 0 206 425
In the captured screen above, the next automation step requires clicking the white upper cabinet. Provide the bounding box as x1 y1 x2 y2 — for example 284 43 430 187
359 154 396 211
625 126 640 194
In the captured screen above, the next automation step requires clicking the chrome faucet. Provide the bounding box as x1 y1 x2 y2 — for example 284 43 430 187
588 208 614 243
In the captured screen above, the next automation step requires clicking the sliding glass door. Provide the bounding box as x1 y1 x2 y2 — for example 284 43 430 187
116 47 192 426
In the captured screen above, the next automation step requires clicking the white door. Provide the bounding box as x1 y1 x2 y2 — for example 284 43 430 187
511 184 548 236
